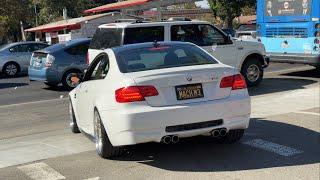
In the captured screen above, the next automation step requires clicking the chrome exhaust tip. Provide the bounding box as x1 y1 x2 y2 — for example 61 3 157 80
211 130 220 137
162 136 171 144
219 129 227 137
171 135 179 144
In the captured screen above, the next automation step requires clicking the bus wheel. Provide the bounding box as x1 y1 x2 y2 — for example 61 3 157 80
241 58 264 87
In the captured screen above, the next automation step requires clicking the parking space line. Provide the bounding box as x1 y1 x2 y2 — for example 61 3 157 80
242 139 303 157
265 66 311 75
0 98 68 109
18 162 65 180
294 111 320 116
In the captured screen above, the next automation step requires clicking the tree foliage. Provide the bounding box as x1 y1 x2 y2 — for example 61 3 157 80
207 0 256 28
0 0 116 43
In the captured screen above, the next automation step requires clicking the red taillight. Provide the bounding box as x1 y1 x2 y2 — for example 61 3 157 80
86 52 89 65
220 74 247 90
115 86 159 103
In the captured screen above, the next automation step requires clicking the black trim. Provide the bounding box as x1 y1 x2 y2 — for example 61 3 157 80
166 119 223 133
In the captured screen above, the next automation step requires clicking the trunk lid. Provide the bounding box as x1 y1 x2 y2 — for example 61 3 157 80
129 65 235 107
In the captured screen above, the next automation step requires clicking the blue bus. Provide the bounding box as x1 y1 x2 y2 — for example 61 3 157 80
257 0 320 69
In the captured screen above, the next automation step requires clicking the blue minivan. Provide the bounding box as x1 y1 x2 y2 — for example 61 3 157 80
29 38 91 89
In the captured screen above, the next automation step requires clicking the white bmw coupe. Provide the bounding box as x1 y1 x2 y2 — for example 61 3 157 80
69 42 251 158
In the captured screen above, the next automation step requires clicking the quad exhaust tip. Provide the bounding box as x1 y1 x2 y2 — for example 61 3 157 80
162 135 179 144
211 128 228 137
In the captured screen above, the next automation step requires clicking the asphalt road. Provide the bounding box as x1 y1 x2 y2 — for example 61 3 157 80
0 63 319 180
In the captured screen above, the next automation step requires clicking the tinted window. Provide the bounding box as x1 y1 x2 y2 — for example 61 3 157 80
171 25 226 46
124 26 165 45
9 44 29 53
116 45 218 73
90 28 123 49
66 43 89 55
264 0 312 16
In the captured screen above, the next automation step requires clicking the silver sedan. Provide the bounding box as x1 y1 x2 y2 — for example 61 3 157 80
0 42 48 77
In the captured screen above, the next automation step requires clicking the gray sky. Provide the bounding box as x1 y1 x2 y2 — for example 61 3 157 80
195 0 209 8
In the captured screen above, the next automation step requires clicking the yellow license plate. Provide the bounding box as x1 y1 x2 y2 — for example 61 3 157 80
175 83 204 101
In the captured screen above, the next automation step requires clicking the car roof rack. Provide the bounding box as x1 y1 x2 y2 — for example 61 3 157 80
114 18 151 23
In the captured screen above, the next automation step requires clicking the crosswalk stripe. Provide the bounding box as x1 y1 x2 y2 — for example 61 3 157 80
18 162 65 180
242 139 303 157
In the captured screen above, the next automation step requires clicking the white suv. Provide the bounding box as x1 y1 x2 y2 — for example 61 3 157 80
88 20 269 86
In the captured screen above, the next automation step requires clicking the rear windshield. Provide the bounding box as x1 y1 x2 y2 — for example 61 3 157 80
116 45 218 73
124 26 165 45
90 28 123 49
238 24 256 31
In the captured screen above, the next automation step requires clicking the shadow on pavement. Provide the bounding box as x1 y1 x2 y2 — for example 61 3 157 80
281 68 320 78
115 119 319 172
43 85 70 92
249 77 317 96
0 83 29 89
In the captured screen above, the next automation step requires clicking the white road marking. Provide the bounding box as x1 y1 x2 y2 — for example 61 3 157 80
294 111 320 116
18 162 65 180
243 139 303 157
84 177 100 180
0 98 68 109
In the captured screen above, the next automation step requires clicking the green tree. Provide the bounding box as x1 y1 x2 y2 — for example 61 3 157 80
208 0 256 28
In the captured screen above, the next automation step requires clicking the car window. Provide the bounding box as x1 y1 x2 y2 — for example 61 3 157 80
9 44 29 53
90 28 123 49
66 43 89 55
84 54 109 81
32 44 48 51
116 45 218 73
124 26 165 45
171 24 227 46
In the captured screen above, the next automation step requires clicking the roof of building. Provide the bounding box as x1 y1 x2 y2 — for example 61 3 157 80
84 0 201 14
25 12 121 33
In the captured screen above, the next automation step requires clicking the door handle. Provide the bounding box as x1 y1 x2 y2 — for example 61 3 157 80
238 47 244 50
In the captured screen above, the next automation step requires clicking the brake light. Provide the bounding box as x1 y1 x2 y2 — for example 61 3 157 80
45 54 55 67
115 86 159 103
86 52 89 65
220 74 247 90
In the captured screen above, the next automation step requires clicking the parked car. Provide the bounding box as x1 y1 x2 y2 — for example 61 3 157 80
29 38 90 89
88 19 269 87
235 23 258 42
69 42 251 158
0 42 48 77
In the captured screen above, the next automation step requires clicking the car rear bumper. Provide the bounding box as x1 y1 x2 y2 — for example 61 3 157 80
100 90 251 146
268 53 320 66
28 67 60 84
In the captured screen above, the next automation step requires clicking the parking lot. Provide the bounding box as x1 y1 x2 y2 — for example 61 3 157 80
0 62 318 180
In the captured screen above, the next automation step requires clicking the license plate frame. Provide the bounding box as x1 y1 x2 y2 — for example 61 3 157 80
175 83 204 101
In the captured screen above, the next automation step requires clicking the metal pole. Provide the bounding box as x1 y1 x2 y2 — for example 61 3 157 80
34 4 38 26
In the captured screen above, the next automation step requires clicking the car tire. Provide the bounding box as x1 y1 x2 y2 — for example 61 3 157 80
218 129 245 144
94 109 124 159
62 70 82 90
3 62 20 77
44 82 59 88
241 58 263 87
69 101 80 133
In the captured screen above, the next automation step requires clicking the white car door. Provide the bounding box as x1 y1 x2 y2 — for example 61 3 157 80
170 24 238 68
76 54 110 134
